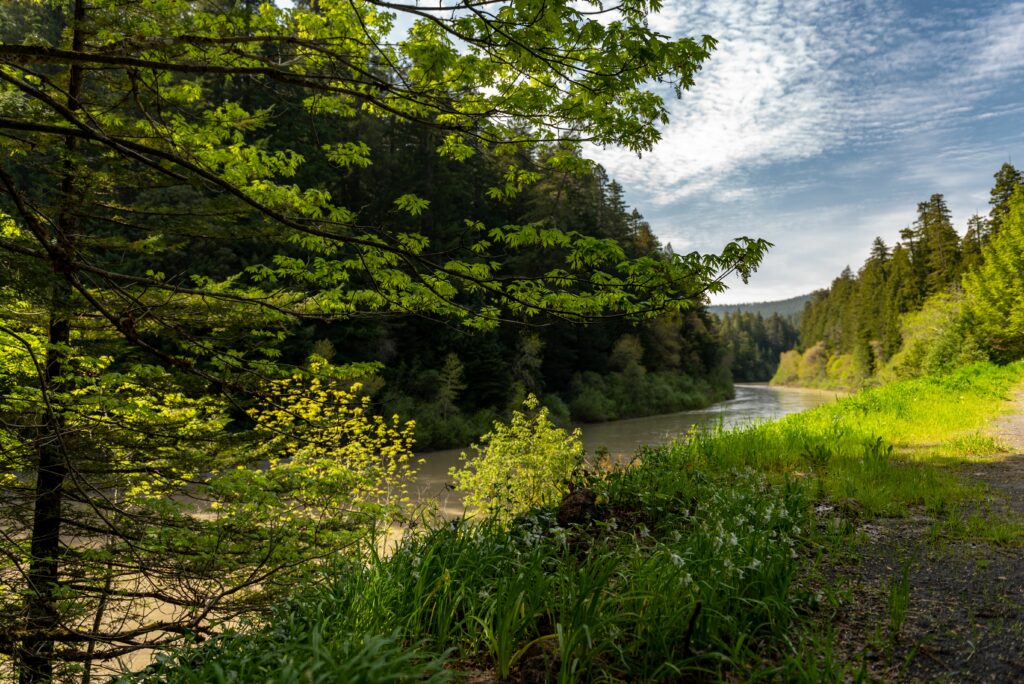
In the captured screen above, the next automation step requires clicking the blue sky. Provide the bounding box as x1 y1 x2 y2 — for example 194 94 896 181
586 0 1024 304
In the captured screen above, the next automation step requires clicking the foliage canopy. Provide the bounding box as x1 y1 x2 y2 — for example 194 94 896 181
0 0 770 680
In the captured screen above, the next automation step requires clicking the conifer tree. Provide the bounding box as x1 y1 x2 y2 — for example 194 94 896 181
964 188 1024 362
436 354 467 420
854 238 889 369
882 245 919 357
961 214 988 272
989 162 1023 236
913 194 961 295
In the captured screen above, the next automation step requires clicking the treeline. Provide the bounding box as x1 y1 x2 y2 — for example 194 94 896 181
278 129 733 447
774 163 1024 388
0 5 741 452
716 311 799 382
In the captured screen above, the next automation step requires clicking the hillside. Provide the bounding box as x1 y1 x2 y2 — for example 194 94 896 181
708 293 814 320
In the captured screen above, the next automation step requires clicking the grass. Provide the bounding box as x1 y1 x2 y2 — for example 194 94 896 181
126 361 1024 683
675 361 1024 517
887 564 911 641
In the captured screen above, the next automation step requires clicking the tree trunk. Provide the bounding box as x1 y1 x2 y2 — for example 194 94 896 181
20 308 71 684
19 1 85 680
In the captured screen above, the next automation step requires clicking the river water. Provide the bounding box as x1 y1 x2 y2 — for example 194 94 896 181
412 383 842 516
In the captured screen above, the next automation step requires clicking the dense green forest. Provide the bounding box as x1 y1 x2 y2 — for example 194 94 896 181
773 163 1024 389
0 3 737 453
4 0 1024 682
715 310 799 382
708 293 812 319
0 0 772 680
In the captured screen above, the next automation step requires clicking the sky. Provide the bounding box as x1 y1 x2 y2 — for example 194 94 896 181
584 0 1024 304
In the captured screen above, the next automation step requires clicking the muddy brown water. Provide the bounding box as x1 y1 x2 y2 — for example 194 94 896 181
413 383 842 517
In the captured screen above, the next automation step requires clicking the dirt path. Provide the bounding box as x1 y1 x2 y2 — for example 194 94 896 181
827 392 1024 683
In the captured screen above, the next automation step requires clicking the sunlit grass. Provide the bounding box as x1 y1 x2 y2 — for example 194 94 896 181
126 361 1024 683
666 361 1024 517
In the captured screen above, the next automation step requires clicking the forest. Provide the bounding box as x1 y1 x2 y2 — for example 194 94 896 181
0 0 768 679
773 163 1024 389
3 0 1024 682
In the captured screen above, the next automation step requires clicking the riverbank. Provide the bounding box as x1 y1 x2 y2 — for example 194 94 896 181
408 371 735 451
125 361 1024 683
413 384 839 517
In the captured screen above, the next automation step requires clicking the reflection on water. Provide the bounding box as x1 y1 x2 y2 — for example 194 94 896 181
412 384 841 516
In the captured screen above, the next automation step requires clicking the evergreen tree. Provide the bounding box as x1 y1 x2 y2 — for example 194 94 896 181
436 354 467 420
882 245 919 356
989 162 1023 236
854 238 890 370
961 214 988 273
964 188 1024 362
913 194 961 295
717 311 798 381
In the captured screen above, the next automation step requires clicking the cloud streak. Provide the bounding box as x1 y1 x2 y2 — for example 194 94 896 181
592 1 1023 204
586 0 1024 303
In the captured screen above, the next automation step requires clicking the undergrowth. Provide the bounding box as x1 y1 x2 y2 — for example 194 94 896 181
126 361 1024 683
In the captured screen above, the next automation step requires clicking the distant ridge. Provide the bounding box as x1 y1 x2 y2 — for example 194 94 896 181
707 293 813 319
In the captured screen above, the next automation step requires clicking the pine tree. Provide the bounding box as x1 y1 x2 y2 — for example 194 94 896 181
964 188 1024 361
855 238 890 369
436 354 467 420
961 214 988 273
882 245 919 356
989 162 1023 236
913 194 961 295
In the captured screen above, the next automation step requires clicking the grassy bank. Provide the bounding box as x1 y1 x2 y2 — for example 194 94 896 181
128 362 1024 683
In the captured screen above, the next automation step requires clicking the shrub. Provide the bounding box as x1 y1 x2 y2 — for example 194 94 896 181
450 395 584 521
771 349 802 385
882 292 987 380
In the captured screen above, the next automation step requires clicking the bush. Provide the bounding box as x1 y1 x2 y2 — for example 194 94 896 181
772 349 801 385
882 292 987 380
450 395 584 521
771 344 864 389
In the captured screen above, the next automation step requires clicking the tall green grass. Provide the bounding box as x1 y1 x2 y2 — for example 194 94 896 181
127 361 1023 683
674 361 1023 516
131 467 817 683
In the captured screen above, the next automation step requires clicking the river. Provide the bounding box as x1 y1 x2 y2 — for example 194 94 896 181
412 383 842 516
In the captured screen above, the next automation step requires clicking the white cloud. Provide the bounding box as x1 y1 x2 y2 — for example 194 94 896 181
590 0 853 204
967 2 1024 79
583 0 1024 303
591 0 1024 208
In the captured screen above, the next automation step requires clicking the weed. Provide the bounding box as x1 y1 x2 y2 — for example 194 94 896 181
887 565 911 641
